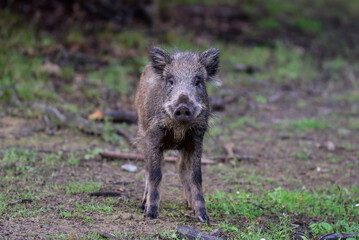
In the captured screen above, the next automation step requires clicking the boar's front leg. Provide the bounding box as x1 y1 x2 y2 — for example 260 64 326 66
180 131 210 223
142 131 163 219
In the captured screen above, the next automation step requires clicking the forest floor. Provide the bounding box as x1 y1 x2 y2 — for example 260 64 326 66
1 1 359 239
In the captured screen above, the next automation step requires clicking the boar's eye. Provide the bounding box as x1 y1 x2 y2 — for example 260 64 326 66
167 76 174 86
194 76 202 86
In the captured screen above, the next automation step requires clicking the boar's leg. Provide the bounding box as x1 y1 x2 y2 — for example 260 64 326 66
142 132 163 219
178 152 193 208
140 178 148 211
182 131 210 223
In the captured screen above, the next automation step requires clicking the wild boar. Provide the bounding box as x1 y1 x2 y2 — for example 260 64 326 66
135 46 220 223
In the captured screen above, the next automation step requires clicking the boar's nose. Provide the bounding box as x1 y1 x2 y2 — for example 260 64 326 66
174 104 193 123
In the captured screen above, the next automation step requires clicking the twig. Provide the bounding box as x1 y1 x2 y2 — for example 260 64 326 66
89 192 121 197
212 154 258 162
9 199 32 206
316 232 359 240
0 146 87 153
247 200 267 210
99 151 216 165
177 225 226 240
98 232 121 240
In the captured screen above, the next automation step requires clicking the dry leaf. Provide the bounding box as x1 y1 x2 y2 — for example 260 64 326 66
88 109 104 121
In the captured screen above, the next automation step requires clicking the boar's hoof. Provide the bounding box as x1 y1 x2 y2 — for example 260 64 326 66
146 205 159 219
197 209 210 223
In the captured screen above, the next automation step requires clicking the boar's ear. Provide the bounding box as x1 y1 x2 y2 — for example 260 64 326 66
200 48 220 78
150 47 172 74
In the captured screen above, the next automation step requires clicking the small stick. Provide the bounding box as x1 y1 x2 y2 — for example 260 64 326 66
316 232 359 240
99 151 216 165
9 199 32 206
177 225 226 240
212 154 258 161
89 192 121 197
98 232 121 240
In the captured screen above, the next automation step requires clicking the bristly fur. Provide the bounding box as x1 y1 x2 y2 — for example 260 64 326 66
134 46 220 223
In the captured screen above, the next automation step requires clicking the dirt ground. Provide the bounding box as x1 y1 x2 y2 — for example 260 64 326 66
1 80 359 239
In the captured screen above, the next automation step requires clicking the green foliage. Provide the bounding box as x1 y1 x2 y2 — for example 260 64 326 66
290 118 328 131
254 94 267 104
116 30 148 51
296 150 309 161
349 118 359 130
68 153 81 166
84 148 102 160
74 201 113 214
1 148 38 180
257 18 280 30
102 121 121 144
208 125 223 137
87 62 132 94
229 117 259 130
65 28 85 44
292 18 323 33
274 43 317 84
310 222 332 236
323 57 348 70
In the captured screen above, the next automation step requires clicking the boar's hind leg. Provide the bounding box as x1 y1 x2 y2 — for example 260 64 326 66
183 135 210 223
143 138 163 219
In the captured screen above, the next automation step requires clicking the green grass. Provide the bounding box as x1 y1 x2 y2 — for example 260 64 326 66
1 147 358 239
290 118 328 132
65 180 102 194
0 148 39 181
229 117 260 130
205 187 359 239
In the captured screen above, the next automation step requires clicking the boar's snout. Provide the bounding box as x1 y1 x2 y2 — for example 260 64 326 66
174 103 193 122
172 94 195 123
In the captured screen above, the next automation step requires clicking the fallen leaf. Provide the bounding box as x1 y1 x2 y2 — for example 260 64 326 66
88 109 104 121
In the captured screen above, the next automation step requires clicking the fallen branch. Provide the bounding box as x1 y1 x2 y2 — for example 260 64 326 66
103 109 137 124
316 232 359 240
32 103 136 148
89 192 121 197
9 199 32 206
177 225 226 240
88 109 137 124
99 151 216 165
0 146 87 153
